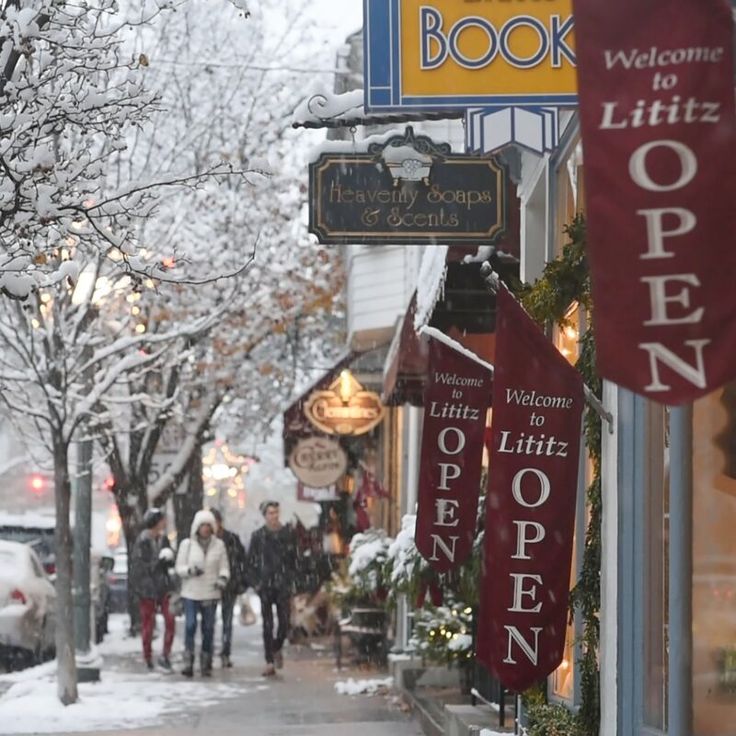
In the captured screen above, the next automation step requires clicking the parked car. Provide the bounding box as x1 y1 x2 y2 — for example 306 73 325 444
0 512 113 645
106 550 129 613
0 540 56 668
0 512 56 576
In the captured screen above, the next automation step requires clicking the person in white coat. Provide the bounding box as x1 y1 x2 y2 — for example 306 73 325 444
175 509 230 677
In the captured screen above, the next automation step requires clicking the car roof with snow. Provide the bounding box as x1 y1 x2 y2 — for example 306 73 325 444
0 512 55 530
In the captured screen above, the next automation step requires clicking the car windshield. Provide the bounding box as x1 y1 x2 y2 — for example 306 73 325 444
112 556 127 574
0 548 22 569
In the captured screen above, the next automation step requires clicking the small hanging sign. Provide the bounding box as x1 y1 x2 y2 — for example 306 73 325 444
309 128 506 245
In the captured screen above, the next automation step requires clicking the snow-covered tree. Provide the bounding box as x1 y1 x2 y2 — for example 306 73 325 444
0 0 344 704
96 0 344 550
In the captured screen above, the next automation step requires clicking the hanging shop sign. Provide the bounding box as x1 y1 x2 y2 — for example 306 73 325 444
304 370 385 436
477 288 584 693
297 481 340 503
363 0 577 112
466 106 561 156
573 0 736 404
415 330 492 573
288 436 348 489
309 127 506 245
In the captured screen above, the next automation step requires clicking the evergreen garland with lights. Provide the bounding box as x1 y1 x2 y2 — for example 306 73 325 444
516 215 601 736
411 601 475 666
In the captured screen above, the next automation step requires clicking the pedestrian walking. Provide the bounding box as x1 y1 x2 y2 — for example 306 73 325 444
246 501 298 677
130 508 176 673
210 508 248 668
175 509 230 678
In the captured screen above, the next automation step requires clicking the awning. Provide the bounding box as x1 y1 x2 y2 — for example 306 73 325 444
382 294 429 407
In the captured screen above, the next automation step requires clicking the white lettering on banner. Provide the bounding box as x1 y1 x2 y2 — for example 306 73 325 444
629 140 698 191
508 573 544 613
641 274 704 326
613 136 711 392
505 388 574 409
430 401 481 420
438 427 466 455
427 425 466 562
636 208 696 260
641 340 710 392
429 534 459 562
438 462 461 490
512 520 546 560
435 498 460 527
498 461 552 664
498 430 569 457
603 45 725 71
512 467 551 508
434 371 486 388
419 7 575 71
503 626 543 666
599 98 722 130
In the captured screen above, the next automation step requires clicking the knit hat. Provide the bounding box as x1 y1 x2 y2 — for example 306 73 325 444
143 508 164 530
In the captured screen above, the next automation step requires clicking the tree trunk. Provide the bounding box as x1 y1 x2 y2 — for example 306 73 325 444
118 498 145 635
174 443 203 545
53 439 78 705
116 487 145 635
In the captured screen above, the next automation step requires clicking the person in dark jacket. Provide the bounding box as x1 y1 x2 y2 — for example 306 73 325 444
211 508 247 668
130 508 176 672
246 501 297 677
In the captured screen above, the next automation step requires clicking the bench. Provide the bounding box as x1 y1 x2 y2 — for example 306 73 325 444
334 607 387 669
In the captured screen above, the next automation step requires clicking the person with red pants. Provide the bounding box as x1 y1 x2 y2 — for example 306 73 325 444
130 508 176 672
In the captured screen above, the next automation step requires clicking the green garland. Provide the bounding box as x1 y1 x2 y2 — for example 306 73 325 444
516 214 601 736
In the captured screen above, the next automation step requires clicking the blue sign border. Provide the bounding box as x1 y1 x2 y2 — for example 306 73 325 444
363 0 578 112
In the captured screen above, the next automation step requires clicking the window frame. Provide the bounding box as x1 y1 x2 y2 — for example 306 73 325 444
617 391 692 736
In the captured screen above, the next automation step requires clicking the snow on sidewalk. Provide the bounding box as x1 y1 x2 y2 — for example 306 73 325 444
0 614 264 733
334 676 394 696
0 669 252 734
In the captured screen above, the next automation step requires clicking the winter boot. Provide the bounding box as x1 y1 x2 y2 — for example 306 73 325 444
201 652 213 678
181 651 194 678
221 654 233 668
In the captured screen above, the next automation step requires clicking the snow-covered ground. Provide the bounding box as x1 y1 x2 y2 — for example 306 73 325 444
0 670 255 734
0 613 266 733
334 676 394 696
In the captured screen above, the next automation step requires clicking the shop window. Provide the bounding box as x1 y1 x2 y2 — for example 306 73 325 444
692 384 736 735
617 392 669 736
548 304 585 705
553 137 584 258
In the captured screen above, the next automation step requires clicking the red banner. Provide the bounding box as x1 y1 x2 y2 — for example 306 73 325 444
477 288 584 692
415 332 492 574
573 0 736 404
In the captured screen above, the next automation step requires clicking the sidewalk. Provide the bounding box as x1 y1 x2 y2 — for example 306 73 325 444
0 613 422 736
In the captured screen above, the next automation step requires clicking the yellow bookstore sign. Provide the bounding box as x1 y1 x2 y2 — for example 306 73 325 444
364 0 577 111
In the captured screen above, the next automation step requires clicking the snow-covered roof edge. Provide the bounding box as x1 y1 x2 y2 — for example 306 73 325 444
307 126 413 164
414 245 448 331
419 326 495 375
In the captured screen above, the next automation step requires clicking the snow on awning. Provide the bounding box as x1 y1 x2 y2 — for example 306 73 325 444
414 246 449 332
292 87 462 130
382 293 429 407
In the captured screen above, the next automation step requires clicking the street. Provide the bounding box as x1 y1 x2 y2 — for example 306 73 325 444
50 615 422 736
